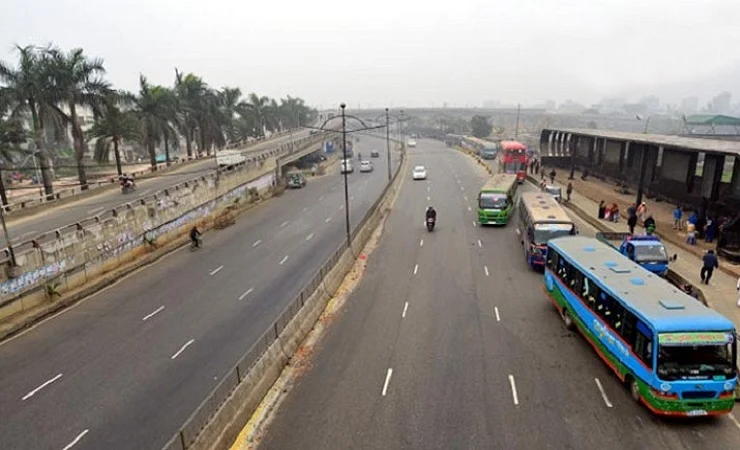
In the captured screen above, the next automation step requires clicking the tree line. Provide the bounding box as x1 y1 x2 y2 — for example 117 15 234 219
0 44 317 202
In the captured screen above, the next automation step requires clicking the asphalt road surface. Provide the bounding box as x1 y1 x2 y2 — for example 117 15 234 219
3 130 314 247
0 135 399 450
261 138 740 450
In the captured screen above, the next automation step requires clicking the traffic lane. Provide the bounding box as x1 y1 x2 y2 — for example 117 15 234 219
261 148 432 450
465 173 740 447
3 129 313 243
0 152 396 450
375 157 509 450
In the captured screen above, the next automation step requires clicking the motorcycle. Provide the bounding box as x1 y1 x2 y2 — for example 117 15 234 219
426 216 435 232
120 180 136 194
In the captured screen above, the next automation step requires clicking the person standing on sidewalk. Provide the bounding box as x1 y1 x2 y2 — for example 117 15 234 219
566 182 573 202
637 202 647 224
627 203 637 234
598 200 606 219
700 249 719 285
673 205 683 230
549 169 556 184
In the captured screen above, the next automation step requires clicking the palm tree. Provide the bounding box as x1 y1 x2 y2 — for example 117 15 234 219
0 45 59 198
87 92 140 175
134 76 172 170
174 70 206 158
45 47 111 190
219 87 246 144
0 106 27 205
246 93 270 138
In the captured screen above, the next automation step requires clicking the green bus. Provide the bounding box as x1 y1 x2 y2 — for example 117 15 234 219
477 173 518 225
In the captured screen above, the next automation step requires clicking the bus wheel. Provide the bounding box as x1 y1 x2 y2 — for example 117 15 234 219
628 377 641 403
561 308 574 330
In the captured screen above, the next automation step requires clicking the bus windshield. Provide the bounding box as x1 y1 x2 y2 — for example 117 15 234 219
480 193 508 209
657 341 736 381
634 244 668 263
504 161 526 173
534 223 575 244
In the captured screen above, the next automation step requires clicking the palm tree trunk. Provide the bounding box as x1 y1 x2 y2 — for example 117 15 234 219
148 140 157 171
199 128 208 156
185 133 193 159
30 105 54 199
69 103 89 190
0 172 8 206
164 132 171 166
113 137 123 176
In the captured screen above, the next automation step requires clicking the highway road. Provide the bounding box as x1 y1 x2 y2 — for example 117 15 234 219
0 135 399 450
2 129 314 247
260 138 740 450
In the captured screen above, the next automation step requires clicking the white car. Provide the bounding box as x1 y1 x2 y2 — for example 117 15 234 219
340 159 354 174
360 160 373 172
412 165 427 180
407 139 417 148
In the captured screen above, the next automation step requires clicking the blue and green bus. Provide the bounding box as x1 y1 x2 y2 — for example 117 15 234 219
545 236 736 416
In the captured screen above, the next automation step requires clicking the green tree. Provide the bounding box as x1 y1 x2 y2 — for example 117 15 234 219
0 107 27 205
87 92 140 175
470 115 492 138
0 45 59 197
134 76 174 170
46 47 111 190
246 93 270 137
174 70 206 158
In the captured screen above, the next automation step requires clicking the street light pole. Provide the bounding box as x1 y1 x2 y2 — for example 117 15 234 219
0 207 16 267
340 104 351 247
385 108 392 182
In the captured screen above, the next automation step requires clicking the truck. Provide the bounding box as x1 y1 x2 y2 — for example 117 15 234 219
595 232 676 276
215 149 246 167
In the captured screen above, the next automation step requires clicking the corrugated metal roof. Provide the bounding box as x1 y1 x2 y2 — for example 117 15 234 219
685 114 740 126
545 128 740 156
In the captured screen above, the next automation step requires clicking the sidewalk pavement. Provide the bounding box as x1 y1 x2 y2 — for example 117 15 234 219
532 170 740 334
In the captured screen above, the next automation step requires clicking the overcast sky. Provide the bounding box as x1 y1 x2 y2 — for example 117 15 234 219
2 0 739 109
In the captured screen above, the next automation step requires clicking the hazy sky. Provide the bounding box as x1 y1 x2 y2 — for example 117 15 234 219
2 0 739 109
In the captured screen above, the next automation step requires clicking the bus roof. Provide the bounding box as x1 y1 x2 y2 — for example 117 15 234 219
549 236 735 333
481 173 517 193
500 140 527 150
464 136 497 149
520 192 572 223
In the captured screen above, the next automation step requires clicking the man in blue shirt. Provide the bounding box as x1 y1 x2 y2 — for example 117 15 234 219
700 249 719 285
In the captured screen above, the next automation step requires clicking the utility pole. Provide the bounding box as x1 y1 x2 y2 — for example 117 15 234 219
514 103 521 139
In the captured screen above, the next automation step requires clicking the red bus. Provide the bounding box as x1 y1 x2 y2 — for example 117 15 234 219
499 140 528 183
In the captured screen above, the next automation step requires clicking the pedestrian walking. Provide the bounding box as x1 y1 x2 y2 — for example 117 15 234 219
700 249 719 285
566 182 573 202
627 203 637 234
673 205 683 230
549 169 556 184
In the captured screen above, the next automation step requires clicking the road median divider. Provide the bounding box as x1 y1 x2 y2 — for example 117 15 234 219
0 134 331 341
159 142 407 450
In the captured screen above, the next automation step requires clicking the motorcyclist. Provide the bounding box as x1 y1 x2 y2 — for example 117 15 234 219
189 226 201 247
425 206 437 222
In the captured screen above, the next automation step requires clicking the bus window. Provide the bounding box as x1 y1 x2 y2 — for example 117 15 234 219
635 330 653 368
547 249 559 270
572 270 584 296
620 311 636 344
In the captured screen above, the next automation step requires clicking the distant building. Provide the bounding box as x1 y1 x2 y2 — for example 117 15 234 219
680 96 698 114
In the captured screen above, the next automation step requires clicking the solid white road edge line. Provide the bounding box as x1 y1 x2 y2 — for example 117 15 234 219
508 374 519 406
381 368 393 396
171 339 195 360
61 429 89 450
238 288 254 301
402 302 409 318
209 265 224 276
594 378 613 408
22 373 62 401
142 306 165 321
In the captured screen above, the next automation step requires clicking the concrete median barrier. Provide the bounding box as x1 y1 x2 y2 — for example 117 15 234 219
163 141 407 450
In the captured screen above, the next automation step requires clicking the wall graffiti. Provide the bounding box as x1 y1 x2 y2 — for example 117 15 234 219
0 260 67 296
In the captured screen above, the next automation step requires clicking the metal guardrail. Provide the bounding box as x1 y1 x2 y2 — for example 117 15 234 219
161 140 404 450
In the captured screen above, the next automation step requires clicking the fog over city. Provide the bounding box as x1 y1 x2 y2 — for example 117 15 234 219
2 0 740 109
